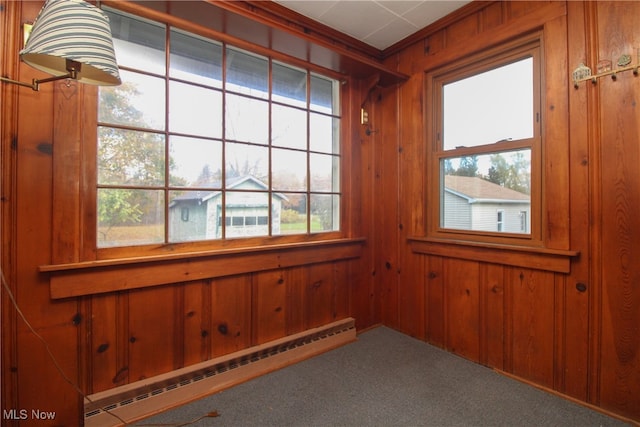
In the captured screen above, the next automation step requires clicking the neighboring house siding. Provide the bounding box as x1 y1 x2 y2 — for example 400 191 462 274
471 203 530 233
443 191 472 229
169 201 208 242
443 176 531 234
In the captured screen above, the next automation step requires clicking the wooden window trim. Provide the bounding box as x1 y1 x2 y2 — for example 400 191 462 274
41 237 365 299
90 4 348 253
425 33 546 248
408 236 578 273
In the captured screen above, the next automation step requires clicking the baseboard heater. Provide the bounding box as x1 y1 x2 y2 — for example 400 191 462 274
84 317 356 427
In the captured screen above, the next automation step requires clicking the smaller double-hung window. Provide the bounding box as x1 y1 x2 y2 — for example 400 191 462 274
426 36 542 245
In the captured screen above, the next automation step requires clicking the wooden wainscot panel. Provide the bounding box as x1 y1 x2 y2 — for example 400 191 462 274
409 237 578 273
444 258 480 361
508 267 555 388
307 262 339 328
425 255 445 347
43 238 364 298
182 280 210 367
210 275 252 357
481 263 505 370
89 293 121 393
127 285 179 382
253 269 288 345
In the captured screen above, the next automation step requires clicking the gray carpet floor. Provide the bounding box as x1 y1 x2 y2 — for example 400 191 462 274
136 326 631 426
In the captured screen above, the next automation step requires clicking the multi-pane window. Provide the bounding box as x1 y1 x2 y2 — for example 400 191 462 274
97 8 341 248
427 38 541 243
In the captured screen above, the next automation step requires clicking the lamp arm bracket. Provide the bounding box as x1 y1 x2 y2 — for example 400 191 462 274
1 70 77 92
0 76 38 91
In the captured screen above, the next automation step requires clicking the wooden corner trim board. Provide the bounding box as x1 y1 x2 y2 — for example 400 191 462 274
42 238 365 299
408 237 579 273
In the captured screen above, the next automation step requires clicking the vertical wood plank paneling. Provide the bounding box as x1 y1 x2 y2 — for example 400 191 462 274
445 12 480 46
307 263 336 328
355 80 377 330
444 259 480 361
210 275 252 357
395 42 427 339
482 263 505 369
426 255 445 347
371 84 399 327
424 29 445 57
128 286 177 381
0 0 21 416
253 269 287 345
553 274 566 391
285 266 308 335
333 261 350 321
89 294 119 393
52 80 83 263
183 281 208 366
597 2 640 417
565 0 592 402
543 14 571 249
9 2 82 422
481 2 505 32
509 267 555 388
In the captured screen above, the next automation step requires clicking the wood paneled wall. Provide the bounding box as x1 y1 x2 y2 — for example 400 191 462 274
0 2 375 425
2 0 640 425
369 0 640 422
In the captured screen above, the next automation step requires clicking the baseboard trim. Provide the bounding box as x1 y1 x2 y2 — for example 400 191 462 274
84 318 356 427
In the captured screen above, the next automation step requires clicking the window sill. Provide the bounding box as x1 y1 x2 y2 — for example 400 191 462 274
408 237 579 273
41 238 365 299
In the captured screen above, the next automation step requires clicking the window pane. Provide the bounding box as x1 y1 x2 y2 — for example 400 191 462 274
272 104 307 150
310 194 339 232
170 28 222 87
168 190 220 242
169 136 222 188
441 150 531 233
98 9 340 248
225 143 269 185
272 148 307 191
98 189 164 247
98 127 165 186
105 8 166 75
99 70 166 130
273 62 306 107
443 57 533 150
310 153 339 192
277 193 307 235
225 94 268 144
311 74 339 114
225 191 269 237
225 47 268 98
169 81 222 138
310 113 339 154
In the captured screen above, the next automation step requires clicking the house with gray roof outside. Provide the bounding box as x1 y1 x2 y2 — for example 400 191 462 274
169 176 287 241
443 175 530 234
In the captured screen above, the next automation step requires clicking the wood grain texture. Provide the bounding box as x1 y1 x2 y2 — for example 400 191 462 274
3 1 640 424
597 2 640 417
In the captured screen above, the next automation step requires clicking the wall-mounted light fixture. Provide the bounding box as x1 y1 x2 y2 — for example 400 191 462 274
0 0 121 91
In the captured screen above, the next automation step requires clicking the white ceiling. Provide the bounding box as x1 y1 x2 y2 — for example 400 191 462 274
274 0 471 50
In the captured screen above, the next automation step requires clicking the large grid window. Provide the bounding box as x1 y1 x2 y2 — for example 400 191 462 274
97 8 341 248
427 38 541 244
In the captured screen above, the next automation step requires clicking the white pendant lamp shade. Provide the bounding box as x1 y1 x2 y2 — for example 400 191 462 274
19 0 121 86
